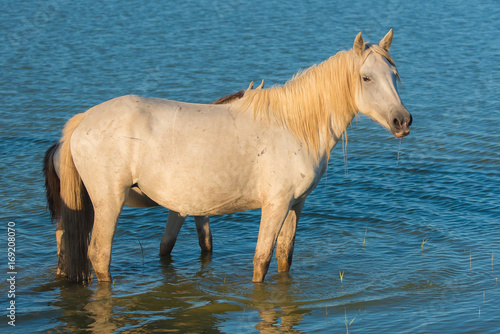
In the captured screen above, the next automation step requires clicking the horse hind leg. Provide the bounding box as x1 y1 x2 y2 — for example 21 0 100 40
87 205 124 282
159 214 212 256
159 211 187 256
194 216 212 253
85 185 129 282
56 222 66 276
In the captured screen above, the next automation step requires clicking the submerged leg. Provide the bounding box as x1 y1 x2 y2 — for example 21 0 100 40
276 199 305 272
194 216 213 253
159 211 187 256
253 203 291 283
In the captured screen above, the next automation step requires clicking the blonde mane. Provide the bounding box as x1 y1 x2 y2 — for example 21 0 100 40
240 44 396 158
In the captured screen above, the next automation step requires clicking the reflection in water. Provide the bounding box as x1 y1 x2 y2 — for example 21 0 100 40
250 274 308 333
84 284 115 334
49 255 229 332
48 279 95 333
47 279 121 334
47 257 312 333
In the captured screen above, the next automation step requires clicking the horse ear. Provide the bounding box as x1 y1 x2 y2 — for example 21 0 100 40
379 29 393 51
353 32 365 56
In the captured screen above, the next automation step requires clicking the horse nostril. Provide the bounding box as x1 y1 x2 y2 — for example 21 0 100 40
408 114 413 127
393 118 400 128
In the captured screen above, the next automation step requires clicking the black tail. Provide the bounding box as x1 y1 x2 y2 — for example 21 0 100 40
43 143 61 223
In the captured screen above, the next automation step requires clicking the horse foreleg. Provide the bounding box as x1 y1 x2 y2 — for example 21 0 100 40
276 199 305 272
194 216 212 253
252 203 290 283
159 211 187 256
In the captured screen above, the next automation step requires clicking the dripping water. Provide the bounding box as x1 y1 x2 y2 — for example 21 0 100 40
396 138 402 166
342 132 349 176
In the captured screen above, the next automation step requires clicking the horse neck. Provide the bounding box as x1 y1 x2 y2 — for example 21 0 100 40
244 50 359 160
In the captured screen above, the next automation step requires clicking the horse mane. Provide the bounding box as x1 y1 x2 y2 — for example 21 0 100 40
239 44 396 157
213 80 264 105
213 90 245 104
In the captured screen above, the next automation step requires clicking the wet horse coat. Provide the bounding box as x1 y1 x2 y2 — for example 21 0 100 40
45 30 412 284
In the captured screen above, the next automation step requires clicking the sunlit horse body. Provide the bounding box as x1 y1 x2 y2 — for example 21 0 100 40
45 86 255 275
44 30 411 284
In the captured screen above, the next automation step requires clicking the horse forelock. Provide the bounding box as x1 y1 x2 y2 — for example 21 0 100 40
362 44 400 80
239 49 362 158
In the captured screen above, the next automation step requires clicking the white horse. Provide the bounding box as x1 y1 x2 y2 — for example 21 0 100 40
44 30 411 284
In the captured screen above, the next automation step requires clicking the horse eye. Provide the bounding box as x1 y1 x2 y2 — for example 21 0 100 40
362 76 372 83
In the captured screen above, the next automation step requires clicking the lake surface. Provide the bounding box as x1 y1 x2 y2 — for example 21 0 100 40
1 0 499 332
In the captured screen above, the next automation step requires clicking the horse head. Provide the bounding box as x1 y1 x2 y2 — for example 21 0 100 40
353 29 412 138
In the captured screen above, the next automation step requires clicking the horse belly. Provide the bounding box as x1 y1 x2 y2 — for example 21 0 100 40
125 187 159 207
137 150 261 216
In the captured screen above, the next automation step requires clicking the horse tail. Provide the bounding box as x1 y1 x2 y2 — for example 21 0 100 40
58 112 94 284
43 143 61 224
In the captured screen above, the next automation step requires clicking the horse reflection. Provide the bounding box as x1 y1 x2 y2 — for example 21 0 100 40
250 275 307 333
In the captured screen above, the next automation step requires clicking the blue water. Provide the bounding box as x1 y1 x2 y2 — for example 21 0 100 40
1 0 499 333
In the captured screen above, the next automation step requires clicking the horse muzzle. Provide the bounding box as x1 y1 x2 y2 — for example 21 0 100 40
391 112 412 138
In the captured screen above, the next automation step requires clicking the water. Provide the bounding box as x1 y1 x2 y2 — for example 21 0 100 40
1 0 500 332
